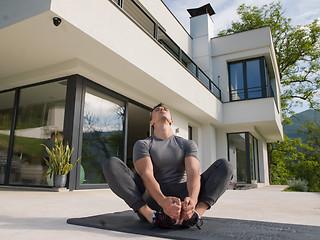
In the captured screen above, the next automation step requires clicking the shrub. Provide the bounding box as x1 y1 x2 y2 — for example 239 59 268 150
287 178 308 192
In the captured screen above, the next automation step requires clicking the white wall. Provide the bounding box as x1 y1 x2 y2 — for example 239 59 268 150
190 14 214 79
260 139 270 184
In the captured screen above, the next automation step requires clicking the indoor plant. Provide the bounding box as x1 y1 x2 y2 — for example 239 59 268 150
42 135 80 188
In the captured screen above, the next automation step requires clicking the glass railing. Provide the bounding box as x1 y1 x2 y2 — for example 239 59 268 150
110 0 221 100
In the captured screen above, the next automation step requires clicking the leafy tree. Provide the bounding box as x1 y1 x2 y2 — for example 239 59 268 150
269 135 301 184
219 1 320 116
270 121 320 191
295 121 320 191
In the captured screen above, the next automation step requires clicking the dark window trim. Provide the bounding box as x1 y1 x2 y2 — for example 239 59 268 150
1 76 71 189
4 89 20 185
63 75 85 190
227 132 259 184
228 56 269 102
73 76 152 190
0 74 152 190
245 132 251 183
0 75 74 94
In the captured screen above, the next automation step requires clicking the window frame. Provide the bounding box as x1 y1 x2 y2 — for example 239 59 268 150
227 132 260 184
228 57 267 102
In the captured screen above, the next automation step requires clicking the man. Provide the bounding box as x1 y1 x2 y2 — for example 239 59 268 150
103 103 232 229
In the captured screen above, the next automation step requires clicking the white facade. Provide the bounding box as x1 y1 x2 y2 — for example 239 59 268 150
0 0 283 188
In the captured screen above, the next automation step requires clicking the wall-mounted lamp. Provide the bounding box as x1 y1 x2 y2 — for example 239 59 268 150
53 17 62 26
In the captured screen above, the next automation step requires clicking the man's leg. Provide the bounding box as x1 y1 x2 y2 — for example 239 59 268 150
103 157 154 221
196 158 233 217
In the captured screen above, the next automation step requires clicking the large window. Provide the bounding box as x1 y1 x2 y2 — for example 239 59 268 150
81 87 125 185
228 132 260 183
0 91 15 184
9 80 67 186
228 57 270 101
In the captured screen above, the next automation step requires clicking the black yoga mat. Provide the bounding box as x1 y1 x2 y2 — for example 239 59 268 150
67 210 320 240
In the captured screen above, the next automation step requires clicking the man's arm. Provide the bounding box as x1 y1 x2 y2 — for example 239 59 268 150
182 156 201 219
134 156 181 219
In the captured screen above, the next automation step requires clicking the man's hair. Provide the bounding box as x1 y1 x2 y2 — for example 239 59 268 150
152 102 165 112
149 103 172 121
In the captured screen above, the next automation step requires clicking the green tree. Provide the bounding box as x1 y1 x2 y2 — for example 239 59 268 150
269 135 302 184
219 1 320 116
269 121 320 191
219 2 320 191
295 121 320 191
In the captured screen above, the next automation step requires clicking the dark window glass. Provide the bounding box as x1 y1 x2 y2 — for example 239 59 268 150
229 58 267 101
126 102 150 170
229 62 245 100
188 126 193 140
0 91 15 184
81 87 125 185
228 133 247 182
228 132 259 183
10 80 67 186
246 60 262 99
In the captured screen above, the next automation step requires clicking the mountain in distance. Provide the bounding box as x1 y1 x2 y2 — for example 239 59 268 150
283 109 320 140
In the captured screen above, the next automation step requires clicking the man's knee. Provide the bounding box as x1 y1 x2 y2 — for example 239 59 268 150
103 157 122 176
216 158 233 178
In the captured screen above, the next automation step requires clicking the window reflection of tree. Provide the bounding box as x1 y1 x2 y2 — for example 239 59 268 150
81 104 125 184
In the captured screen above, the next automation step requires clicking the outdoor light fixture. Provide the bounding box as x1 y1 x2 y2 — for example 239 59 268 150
53 17 62 26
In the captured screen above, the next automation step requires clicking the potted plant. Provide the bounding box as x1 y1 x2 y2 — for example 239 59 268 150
42 134 80 188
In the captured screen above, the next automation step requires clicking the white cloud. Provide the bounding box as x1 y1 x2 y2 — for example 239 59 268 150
162 0 320 35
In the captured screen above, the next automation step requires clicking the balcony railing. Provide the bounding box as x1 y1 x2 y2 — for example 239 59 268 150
230 85 275 101
110 0 221 100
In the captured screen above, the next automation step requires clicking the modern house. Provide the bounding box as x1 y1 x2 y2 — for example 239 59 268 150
0 0 283 190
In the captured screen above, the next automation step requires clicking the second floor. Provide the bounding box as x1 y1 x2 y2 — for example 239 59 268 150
0 0 283 141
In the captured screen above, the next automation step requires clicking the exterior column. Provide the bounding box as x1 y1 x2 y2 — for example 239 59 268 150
190 12 214 80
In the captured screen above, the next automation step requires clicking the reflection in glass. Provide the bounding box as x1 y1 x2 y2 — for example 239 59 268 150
228 133 260 183
0 91 15 184
9 81 67 186
229 63 244 100
228 133 247 183
81 88 125 185
246 60 262 99
250 136 260 181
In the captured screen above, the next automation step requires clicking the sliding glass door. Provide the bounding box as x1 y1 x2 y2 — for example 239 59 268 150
228 132 260 183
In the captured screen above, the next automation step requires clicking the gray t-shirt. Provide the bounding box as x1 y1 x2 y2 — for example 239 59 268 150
133 135 199 185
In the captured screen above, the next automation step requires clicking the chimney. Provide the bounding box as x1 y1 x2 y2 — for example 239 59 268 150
188 4 215 79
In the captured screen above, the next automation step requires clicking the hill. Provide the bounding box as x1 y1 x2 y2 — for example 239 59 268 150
283 109 320 140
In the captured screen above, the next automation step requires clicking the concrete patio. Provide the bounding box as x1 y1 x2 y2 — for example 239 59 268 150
1 185 319 240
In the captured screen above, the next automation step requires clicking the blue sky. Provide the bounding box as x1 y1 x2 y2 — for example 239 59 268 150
162 0 320 113
162 0 320 35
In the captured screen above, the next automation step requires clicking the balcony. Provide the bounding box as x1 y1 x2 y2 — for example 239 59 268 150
111 0 221 100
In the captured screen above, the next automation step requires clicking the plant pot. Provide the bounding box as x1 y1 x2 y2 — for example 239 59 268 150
54 174 67 188
251 180 258 184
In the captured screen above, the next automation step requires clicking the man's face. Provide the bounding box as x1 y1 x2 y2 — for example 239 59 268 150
150 106 172 125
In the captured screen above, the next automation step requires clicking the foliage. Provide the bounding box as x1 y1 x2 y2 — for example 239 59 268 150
218 1 320 117
270 121 320 192
295 121 320 192
269 135 300 184
42 136 80 177
0 134 43 163
286 178 308 192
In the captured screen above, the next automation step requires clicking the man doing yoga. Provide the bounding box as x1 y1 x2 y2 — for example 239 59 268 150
103 103 233 228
